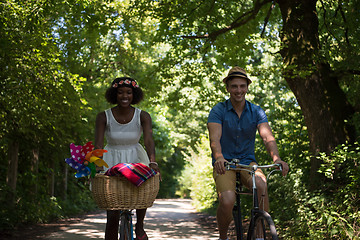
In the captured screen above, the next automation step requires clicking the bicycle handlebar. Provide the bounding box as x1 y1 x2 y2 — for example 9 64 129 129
225 159 283 174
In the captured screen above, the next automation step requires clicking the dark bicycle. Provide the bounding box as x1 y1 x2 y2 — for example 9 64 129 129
226 159 283 240
119 209 134 240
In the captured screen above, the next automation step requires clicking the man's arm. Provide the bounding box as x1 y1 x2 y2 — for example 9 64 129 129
258 122 289 176
208 122 227 175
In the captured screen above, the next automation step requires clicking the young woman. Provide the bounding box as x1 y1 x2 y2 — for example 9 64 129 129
94 77 160 240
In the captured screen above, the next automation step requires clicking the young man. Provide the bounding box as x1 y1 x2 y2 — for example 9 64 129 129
207 66 289 240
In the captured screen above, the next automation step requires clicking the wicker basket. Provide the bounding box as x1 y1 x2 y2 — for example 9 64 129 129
91 174 160 210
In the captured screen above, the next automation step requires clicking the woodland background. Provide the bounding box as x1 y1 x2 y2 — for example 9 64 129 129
1 0 359 239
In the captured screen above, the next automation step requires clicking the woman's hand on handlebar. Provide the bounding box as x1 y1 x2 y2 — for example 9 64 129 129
96 166 104 173
149 162 160 172
214 157 228 175
149 162 162 181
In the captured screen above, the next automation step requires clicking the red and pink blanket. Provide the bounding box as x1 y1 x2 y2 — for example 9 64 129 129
105 163 156 186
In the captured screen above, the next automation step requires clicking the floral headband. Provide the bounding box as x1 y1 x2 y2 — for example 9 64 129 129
112 78 139 88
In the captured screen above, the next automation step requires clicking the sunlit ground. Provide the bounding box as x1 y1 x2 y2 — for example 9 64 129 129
47 199 219 240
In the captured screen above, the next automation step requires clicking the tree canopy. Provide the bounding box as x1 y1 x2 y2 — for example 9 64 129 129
1 0 359 238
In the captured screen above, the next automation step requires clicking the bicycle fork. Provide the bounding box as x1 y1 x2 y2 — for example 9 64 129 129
119 210 134 240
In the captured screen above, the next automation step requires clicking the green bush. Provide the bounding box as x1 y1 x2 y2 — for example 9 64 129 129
181 135 218 214
283 142 360 239
0 167 98 231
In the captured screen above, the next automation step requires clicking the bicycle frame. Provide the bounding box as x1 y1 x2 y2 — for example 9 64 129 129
226 159 282 240
119 210 134 240
233 172 246 240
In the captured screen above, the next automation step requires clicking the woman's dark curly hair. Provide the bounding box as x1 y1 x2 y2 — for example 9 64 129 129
105 77 144 105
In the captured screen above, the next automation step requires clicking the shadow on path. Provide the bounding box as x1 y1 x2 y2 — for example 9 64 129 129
2 199 219 240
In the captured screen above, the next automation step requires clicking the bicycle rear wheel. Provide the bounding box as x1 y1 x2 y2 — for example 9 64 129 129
247 210 278 240
119 211 133 240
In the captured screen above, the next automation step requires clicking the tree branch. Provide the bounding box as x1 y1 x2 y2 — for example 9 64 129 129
185 1 206 20
181 0 272 40
338 1 350 45
260 2 275 37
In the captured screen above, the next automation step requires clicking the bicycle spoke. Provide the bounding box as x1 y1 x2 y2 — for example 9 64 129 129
119 211 133 240
247 212 278 240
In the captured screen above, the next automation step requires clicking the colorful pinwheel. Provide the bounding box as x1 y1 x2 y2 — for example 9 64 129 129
65 141 108 178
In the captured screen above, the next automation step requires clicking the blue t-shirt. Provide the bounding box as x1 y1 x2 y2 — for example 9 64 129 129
207 99 268 165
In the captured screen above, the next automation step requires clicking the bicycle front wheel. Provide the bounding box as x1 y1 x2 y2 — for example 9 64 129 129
247 210 279 240
119 212 132 240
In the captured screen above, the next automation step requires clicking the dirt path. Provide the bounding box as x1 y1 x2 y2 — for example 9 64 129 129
4 199 220 240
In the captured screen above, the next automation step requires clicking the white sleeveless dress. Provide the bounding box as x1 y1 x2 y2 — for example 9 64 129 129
102 108 150 170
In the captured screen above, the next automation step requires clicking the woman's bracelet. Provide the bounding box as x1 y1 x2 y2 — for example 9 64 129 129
149 162 158 166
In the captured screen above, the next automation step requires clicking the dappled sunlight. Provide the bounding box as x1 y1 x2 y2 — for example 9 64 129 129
46 199 218 240
139 199 219 239
48 214 106 239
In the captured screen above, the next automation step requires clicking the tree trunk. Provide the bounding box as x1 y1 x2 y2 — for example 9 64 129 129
277 0 355 189
49 160 55 196
31 148 40 195
63 164 68 200
6 140 19 192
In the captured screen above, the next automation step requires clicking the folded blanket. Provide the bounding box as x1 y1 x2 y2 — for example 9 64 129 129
105 163 156 186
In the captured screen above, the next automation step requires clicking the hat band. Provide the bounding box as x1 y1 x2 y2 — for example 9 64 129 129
228 71 248 78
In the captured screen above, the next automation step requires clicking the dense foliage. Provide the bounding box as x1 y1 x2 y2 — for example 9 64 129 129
1 0 359 239
0 0 96 229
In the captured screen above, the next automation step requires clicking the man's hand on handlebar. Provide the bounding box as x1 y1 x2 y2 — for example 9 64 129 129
274 159 289 176
214 157 228 175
